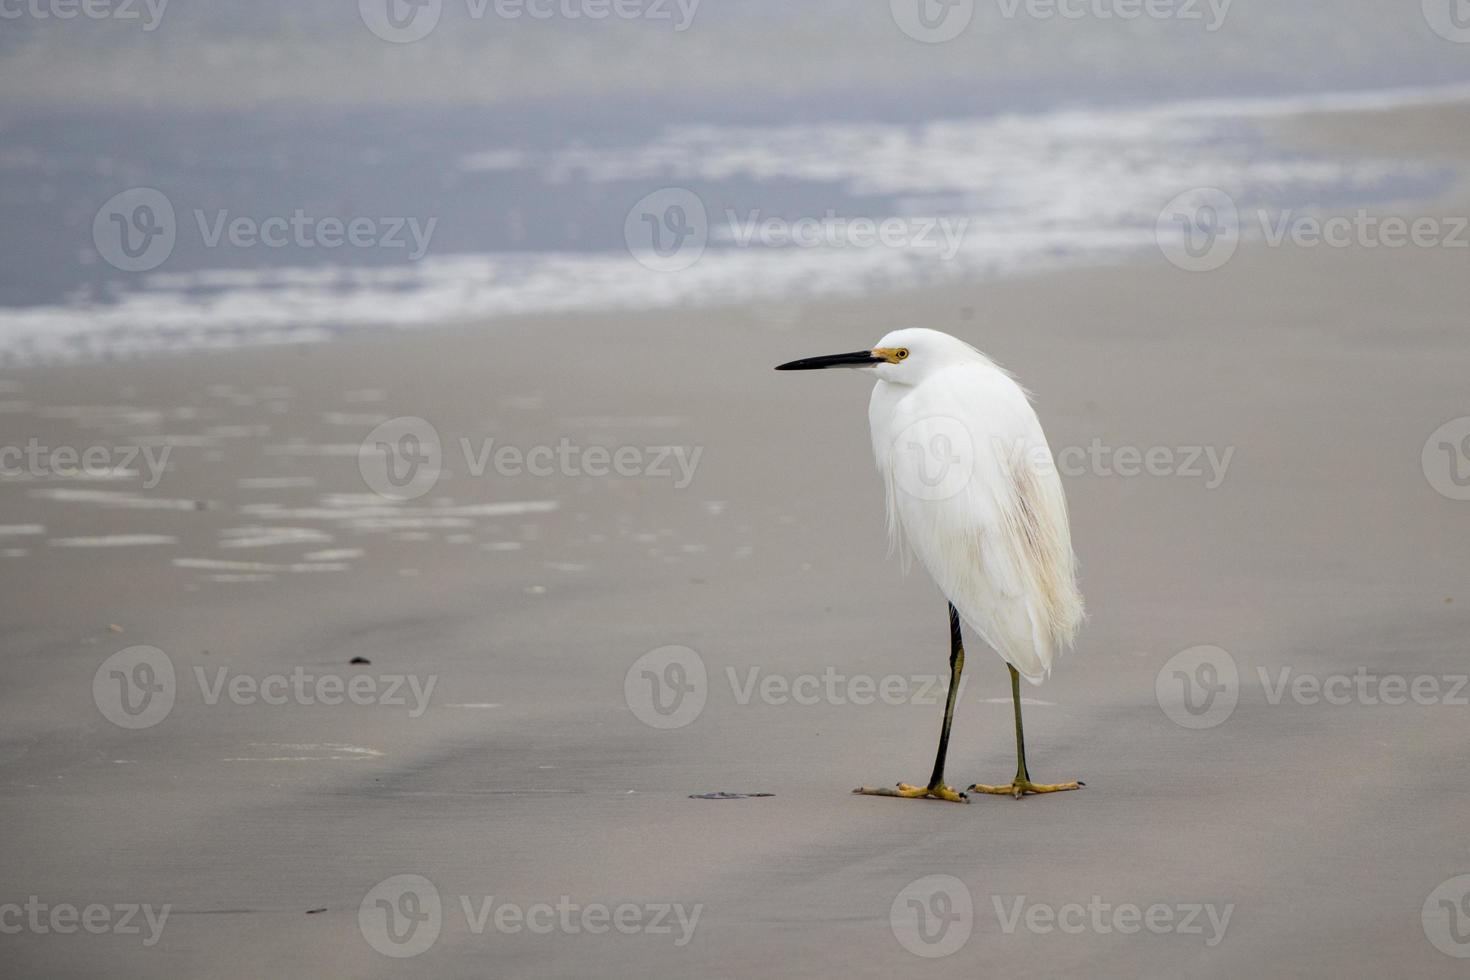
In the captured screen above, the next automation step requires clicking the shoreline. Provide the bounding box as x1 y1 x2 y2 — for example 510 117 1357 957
2 89 1470 979
5 81 1470 367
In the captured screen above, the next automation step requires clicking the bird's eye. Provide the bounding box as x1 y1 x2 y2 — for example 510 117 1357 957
896 349 909 360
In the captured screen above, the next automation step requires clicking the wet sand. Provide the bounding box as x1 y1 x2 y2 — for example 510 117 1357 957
2 106 1470 978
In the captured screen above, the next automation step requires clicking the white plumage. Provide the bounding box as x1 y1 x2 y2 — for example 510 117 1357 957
777 327 1086 802
866 327 1083 685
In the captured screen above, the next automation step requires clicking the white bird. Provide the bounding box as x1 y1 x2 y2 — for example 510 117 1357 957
777 327 1084 803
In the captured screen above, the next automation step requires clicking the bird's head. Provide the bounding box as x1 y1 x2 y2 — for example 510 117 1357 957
774 328 979 385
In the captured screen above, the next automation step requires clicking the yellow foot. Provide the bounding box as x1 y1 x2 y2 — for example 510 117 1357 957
853 782 970 804
967 778 1084 800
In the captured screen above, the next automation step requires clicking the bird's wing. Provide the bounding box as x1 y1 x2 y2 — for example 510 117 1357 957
873 362 1082 684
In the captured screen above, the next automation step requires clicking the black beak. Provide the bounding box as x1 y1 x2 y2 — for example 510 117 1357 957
774 350 880 371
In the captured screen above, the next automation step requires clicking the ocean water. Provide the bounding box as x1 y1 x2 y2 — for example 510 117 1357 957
1 3 1468 360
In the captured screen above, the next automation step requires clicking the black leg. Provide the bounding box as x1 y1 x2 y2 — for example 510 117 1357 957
1008 663 1029 784
852 602 970 802
926 603 966 790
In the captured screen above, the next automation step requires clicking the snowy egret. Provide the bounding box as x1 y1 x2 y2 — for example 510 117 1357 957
776 328 1084 803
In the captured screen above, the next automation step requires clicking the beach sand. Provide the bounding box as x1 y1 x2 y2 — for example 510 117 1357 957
2 103 1469 978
